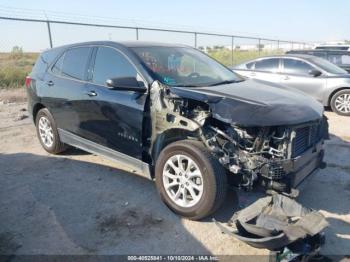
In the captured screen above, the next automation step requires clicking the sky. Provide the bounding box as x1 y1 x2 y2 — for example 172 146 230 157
1 0 349 51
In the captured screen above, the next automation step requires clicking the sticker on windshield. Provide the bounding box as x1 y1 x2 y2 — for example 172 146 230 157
163 76 176 85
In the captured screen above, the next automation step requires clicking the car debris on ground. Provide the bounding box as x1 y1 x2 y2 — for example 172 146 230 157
215 193 328 261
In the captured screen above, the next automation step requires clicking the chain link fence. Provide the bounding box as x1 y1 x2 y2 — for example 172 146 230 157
0 15 312 89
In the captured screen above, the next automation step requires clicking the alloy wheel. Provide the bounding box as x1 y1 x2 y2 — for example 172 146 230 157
162 154 204 208
38 116 54 147
335 93 350 113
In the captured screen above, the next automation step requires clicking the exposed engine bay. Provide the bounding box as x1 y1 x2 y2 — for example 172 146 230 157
148 81 327 193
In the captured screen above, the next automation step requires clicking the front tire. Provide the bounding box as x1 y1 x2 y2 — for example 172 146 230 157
330 89 350 116
35 108 68 154
155 140 227 220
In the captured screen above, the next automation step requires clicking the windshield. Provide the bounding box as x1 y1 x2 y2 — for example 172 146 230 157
310 57 348 74
131 46 242 87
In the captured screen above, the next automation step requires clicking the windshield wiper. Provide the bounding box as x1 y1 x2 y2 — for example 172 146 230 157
208 80 242 86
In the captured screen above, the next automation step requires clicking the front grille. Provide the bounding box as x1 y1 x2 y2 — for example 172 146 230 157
292 122 323 157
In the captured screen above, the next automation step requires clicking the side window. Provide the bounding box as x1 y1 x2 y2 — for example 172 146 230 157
283 59 314 75
52 47 91 80
52 53 64 75
328 54 350 65
92 47 138 86
254 58 279 72
32 56 49 80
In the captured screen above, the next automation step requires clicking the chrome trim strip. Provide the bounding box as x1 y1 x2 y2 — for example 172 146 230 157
58 128 152 179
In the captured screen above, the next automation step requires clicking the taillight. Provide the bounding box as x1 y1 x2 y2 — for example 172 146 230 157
25 76 32 88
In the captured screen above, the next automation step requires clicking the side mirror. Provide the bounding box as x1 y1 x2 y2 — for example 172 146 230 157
309 69 322 77
106 77 147 92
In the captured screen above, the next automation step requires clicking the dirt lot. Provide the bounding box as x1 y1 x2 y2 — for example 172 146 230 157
0 89 349 257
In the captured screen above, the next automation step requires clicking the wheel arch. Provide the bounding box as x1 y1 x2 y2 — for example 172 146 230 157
32 103 46 124
150 128 201 175
328 87 350 106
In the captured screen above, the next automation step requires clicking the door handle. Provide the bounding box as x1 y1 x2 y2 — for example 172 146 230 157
46 80 54 86
284 76 290 80
86 90 97 97
250 72 256 77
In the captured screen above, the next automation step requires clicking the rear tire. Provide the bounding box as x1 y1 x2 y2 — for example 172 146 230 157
155 140 227 220
35 108 68 154
330 89 350 116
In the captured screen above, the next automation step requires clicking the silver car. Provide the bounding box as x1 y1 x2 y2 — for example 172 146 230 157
233 54 350 115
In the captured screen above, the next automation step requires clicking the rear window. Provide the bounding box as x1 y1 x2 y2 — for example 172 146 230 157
31 56 48 80
32 48 64 79
52 47 91 80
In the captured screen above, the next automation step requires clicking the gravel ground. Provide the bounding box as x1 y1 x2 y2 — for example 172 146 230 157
0 90 349 257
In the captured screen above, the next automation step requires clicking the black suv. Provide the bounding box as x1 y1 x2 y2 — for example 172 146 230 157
286 49 350 73
27 41 327 220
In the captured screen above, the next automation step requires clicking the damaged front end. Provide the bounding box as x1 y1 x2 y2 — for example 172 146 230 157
147 81 327 194
201 119 327 193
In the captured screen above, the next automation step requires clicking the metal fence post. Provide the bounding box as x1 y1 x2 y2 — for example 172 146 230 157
0 16 307 56
136 28 139 40
46 21 53 48
231 36 234 66
194 32 197 48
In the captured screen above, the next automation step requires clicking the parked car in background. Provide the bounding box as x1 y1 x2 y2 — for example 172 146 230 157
233 54 350 115
286 49 350 73
27 41 327 220
314 44 350 51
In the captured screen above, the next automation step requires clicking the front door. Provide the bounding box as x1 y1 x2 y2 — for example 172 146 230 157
81 46 148 160
280 58 326 102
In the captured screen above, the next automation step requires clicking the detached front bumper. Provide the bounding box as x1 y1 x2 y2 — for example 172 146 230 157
261 140 325 192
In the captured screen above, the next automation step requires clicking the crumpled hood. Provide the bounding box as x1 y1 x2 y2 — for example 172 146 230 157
169 79 324 126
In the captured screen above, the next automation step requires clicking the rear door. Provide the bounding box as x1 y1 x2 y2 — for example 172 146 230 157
235 58 281 83
252 58 281 83
280 58 326 102
44 46 93 134
82 46 148 160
